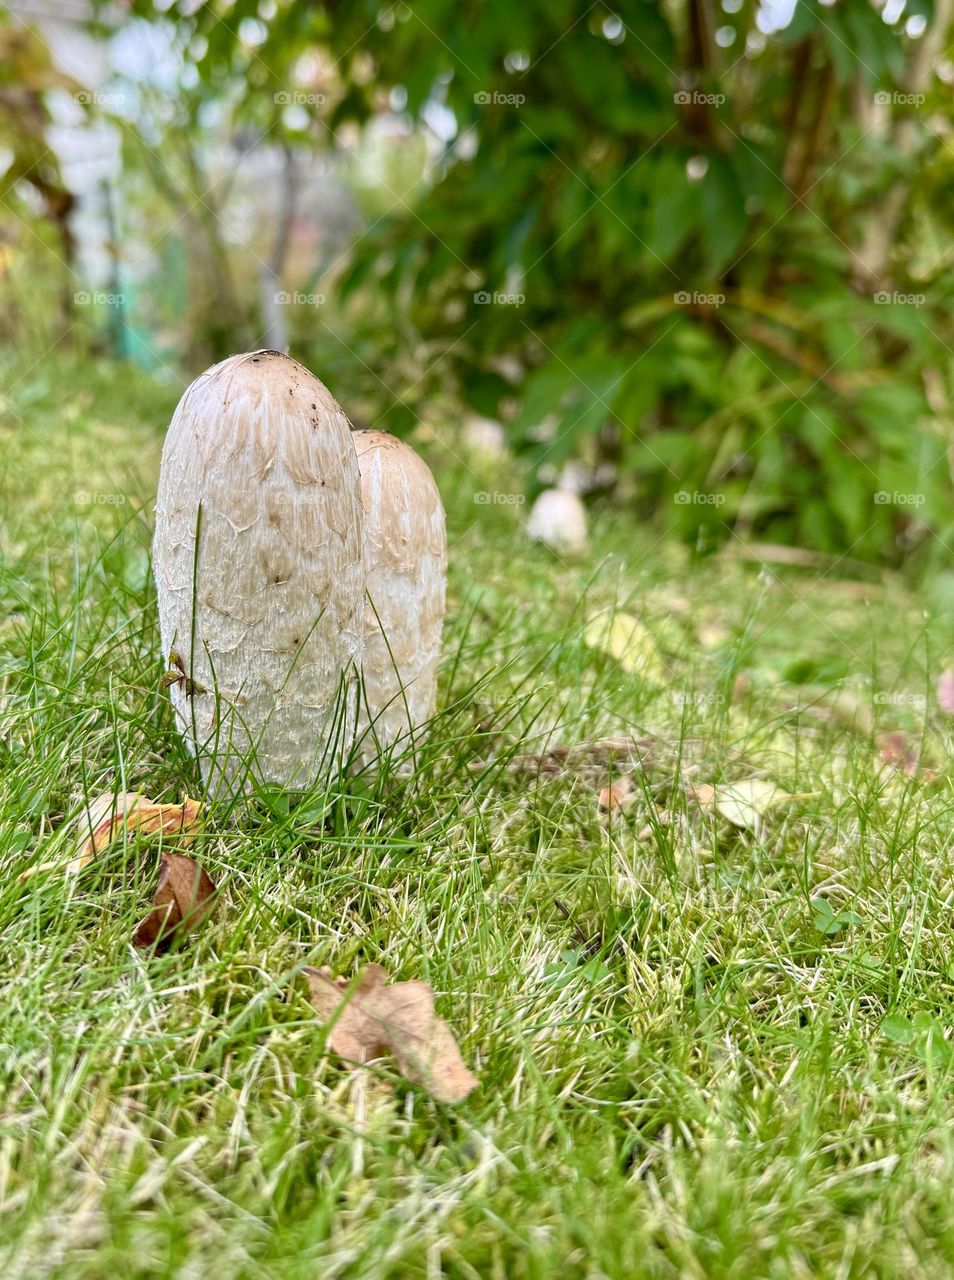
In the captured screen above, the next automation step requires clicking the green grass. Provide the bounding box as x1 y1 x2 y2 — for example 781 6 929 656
4 352 954 1278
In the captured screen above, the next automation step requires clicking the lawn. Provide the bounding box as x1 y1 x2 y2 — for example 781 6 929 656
3 354 954 1278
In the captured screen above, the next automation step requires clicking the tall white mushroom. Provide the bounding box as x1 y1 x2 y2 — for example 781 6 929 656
154 350 365 794
353 430 446 764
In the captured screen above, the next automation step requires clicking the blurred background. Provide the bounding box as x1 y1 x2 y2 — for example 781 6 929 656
2 0 953 565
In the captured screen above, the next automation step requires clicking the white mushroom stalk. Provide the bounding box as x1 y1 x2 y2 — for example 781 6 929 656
154 350 365 795
353 430 447 765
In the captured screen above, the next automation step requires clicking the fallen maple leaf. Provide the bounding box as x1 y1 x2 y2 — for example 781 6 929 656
68 792 204 875
133 853 216 952
305 964 478 1104
938 670 954 715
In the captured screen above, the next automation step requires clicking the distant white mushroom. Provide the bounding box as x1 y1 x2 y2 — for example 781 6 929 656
353 430 447 764
526 488 588 555
462 414 508 459
153 350 365 795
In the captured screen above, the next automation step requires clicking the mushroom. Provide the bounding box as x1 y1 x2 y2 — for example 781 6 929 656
352 430 446 764
154 350 365 794
461 413 508 459
526 487 588 555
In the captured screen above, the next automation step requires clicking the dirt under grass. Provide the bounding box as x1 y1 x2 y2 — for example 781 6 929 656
3 353 954 1278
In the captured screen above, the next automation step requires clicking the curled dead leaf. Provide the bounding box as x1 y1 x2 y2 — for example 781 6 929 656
19 791 205 881
598 776 635 812
304 964 477 1104
133 853 216 952
68 792 204 875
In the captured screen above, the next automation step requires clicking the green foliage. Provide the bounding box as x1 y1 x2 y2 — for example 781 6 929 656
90 1 954 558
311 0 954 562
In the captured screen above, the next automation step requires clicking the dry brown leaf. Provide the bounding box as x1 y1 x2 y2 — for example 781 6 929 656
133 853 216 952
598 776 635 811
305 964 477 1104
18 791 205 881
68 792 204 875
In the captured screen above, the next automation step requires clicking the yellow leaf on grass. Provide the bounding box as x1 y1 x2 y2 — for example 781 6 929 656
19 792 204 881
691 779 792 829
305 964 477 1104
66 792 204 875
67 792 204 874
583 611 664 683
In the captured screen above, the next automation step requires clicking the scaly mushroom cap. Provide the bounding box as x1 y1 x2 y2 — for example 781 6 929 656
154 350 365 793
353 430 446 763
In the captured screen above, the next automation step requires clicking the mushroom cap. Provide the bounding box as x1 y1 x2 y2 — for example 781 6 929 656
353 429 446 573
154 350 365 793
352 430 446 758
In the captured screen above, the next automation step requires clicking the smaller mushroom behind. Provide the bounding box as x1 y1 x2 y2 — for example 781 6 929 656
353 430 447 766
